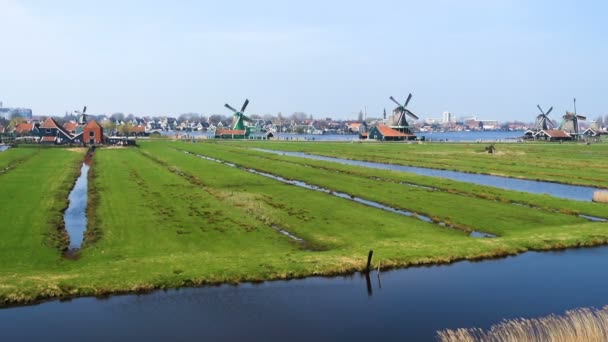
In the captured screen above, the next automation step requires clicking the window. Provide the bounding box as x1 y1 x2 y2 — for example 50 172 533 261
46 129 51 133
89 131 95 137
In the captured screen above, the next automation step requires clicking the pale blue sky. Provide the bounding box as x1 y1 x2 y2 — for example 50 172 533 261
0 0 606 121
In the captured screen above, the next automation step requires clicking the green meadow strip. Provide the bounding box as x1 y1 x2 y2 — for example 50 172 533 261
0 148 85 269
212 143 608 219
170 142 590 237
0 147 41 173
222 141 608 188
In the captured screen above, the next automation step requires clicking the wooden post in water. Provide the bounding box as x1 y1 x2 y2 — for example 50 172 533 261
366 250 373 273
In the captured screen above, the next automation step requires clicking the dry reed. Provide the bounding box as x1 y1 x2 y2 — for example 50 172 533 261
592 191 608 203
438 306 608 342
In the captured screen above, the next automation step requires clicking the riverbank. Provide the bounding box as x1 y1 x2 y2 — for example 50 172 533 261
0 141 607 307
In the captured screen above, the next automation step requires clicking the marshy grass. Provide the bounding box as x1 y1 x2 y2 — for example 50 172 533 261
437 306 608 342
593 191 608 203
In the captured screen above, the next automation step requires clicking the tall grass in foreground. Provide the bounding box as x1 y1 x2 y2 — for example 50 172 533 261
438 306 608 342
593 191 608 203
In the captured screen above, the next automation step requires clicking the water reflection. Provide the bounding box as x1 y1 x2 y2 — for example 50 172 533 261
254 149 601 202
3 247 608 341
64 163 90 251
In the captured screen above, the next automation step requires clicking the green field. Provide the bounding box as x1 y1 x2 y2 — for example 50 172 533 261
1 141 607 305
222 141 608 188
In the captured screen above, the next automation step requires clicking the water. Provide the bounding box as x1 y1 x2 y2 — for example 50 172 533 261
419 130 522 142
0 145 10 152
3 247 608 341
164 131 522 142
64 163 90 251
254 149 601 202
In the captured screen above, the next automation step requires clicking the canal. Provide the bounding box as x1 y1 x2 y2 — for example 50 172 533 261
254 149 601 202
2 247 608 341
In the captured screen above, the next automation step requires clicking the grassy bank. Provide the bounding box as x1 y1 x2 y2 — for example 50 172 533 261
1 141 607 306
223 140 608 188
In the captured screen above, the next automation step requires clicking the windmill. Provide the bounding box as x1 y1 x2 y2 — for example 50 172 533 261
389 94 419 134
74 106 91 125
561 98 586 137
224 99 254 131
535 104 556 130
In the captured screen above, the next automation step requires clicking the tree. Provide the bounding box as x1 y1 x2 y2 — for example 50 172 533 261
101 120 116 133
208 115 223 125
111 113 125 122
8 117 26 130
594 116 604 128
118 122 134 136
290 112 307 122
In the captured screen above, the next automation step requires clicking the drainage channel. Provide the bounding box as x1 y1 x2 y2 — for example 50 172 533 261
271 225 305 242
64 162 90 253
252 149 602 202
252 148 608 222
182 150 495 238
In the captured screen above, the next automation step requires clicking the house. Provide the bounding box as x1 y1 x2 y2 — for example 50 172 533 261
0 125 5 134
347 123 362 133
38 118 72 144
582 128 597 137
82 120 104 144
534 130 572 141
215 129 246 139
367 124 416 141
62 121 79 135
13 122 37 135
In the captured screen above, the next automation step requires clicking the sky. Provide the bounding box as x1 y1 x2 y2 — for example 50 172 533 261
0 0 607 121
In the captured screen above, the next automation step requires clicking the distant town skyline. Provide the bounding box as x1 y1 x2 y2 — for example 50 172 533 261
1 0 606 122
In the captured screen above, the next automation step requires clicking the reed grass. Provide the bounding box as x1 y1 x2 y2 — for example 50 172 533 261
593 191 608 203
437 306 608 342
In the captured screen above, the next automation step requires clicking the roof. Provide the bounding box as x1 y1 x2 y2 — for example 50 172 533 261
376 125 414 137
14 122 34 133
537 130 571 138
40 117 62 129
40 136 56 142
215 129 246 135
63 121 78 132
40 117 73 138
84 120 103 130
131 125 146 133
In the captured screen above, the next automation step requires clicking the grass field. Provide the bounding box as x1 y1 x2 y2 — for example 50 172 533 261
0 141 607 305
222 141 608 188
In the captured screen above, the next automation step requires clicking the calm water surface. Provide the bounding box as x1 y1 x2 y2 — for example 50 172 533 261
165 131 522 142
64 163 90 250
2 247 608 341
255 149 601 201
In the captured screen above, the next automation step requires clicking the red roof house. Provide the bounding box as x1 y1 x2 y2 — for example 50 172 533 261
83 120 104 144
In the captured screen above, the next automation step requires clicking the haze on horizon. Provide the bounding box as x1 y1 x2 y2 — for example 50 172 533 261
0 0 606 122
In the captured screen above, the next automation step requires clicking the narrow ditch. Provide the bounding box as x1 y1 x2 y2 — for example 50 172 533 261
242 149 608 223
271 225 305 242
63 149 94 256
181 150 495 238
252 148 602 202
